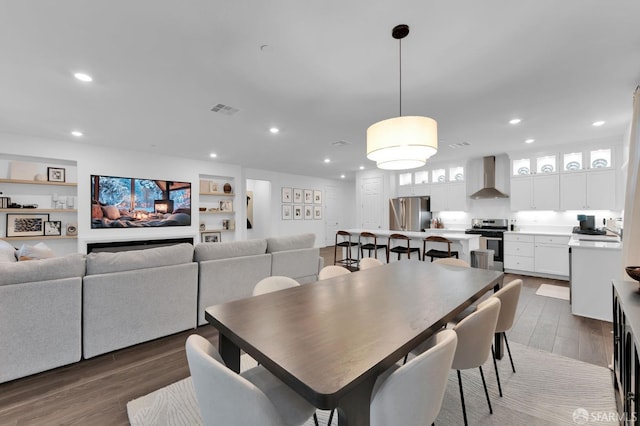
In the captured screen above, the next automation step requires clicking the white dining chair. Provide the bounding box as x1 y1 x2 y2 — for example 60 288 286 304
318 265 351 280
451 297 501 426
253 276 300 296
185 334 316 426
433 257 471 267
371 329 457 426
359 257 384 270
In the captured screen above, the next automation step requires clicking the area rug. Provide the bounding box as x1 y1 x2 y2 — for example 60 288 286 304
536 283 571 301
127 342 617 425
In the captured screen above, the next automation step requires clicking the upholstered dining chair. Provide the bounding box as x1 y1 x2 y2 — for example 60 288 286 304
370 329 458 426
333 230 359 269
388 233 421 261
253 276 300 296
489 278 523 397
433 257 471 267
185 334 316 426
318 265 351 280
422 236 459 262
450 297 501 426
358 231 388 262
359 257 384 270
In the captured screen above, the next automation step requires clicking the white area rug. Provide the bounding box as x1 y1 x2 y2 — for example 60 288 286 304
127 342 616 425
536 283 571 301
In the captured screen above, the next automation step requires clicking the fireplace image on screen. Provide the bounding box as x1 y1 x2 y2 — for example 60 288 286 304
91 175 191 228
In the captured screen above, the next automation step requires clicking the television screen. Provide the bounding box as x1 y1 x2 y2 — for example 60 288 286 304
91 175 191 229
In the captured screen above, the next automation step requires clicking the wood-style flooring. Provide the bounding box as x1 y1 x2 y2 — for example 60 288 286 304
0 246 612 425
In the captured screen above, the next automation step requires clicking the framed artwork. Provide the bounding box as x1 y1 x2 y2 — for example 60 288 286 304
219 200 233 212
293 188 303 203
293 205 303 220
304 189 313 203
6 213 49 237
314 205 322 220
313 190 322 204
304 205 313 220
44 220 62 236
201 231 221 243
47 167 66 182
282 204 292 220
281 187 292 203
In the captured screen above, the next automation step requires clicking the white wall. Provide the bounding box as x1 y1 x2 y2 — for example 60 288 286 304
246 179 272 240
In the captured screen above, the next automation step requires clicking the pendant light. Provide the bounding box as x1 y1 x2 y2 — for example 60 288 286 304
366 24 438 170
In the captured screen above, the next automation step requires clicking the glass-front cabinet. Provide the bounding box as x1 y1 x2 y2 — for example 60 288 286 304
535 154 557 174
562 148 612 172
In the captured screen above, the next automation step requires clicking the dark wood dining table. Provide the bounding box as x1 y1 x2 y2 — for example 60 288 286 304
205 261 504 426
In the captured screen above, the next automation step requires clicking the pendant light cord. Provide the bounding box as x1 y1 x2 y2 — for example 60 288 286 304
399 38 402 117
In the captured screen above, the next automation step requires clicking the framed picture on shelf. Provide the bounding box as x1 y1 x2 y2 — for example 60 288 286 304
209 182 219 193
304 205 313 220
293 188 303 203
6 213 49 237
313 190 322 204
293 205 303 220
314 205 322 220
47 167 66 182
281 187 292 203
201 231 221 243
44 221 62 236
282 204 292 220
219 200 233 212
304 189 313 203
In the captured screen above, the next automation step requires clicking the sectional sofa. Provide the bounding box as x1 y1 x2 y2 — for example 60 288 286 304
0 233 322 384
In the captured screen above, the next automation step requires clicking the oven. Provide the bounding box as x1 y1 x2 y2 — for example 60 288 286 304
465 218 508 271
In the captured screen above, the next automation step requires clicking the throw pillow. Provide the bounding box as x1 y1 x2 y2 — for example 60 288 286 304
17 242 56 261
0 240 17 263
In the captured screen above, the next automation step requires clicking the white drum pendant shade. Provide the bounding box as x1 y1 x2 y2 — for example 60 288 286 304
367 115 438 170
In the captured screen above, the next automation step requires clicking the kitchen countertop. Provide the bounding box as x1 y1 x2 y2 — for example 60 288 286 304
568 234 622 250
504 230 572 236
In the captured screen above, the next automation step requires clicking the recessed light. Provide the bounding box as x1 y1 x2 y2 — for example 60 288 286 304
73 72 93 82
324 158 330 163
71 130 83 137
269 127 279 134
524 139 535 144
340 174 346 179
592 120 605 127
509 118 522 125
209 153 217 158
359 166 365 170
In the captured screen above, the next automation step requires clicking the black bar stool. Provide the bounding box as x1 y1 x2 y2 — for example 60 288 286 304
388 233 421 261
423 236 459 262
334 230 360 268
359 232 388 262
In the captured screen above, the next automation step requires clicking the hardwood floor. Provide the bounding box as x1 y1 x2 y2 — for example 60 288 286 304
0 247 612 425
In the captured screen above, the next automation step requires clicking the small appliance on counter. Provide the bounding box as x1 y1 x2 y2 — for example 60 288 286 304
572 214 606 235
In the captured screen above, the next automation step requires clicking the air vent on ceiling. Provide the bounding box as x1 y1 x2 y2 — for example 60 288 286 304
332 140 350 147
210 103 239 116
448 141 471 149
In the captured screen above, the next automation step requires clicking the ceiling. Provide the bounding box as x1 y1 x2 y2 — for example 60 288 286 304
1 1 639 181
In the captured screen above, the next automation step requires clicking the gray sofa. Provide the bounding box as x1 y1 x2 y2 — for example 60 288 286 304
0 233 322 383
0 254 85 383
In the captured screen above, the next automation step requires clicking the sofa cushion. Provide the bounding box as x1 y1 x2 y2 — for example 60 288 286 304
194 239 267 262
266 233 315 253
0 253 86 286
0 240 17 263
86 243 194 275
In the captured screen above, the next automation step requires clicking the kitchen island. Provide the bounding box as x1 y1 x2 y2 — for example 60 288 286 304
344 229 480 264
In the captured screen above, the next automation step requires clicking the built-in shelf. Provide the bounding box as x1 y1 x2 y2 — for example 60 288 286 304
0 178 77 187
200 211 235 214
200 228 235 233
0 208 77 213
199 191 234 196
1 235 77 241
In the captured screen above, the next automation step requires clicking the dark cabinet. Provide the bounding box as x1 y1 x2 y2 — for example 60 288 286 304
613 280 640 425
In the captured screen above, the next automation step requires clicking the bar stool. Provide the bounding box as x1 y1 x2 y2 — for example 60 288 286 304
359 232 388 262
388 233 421 261
423 236 459 262
334 230 359 268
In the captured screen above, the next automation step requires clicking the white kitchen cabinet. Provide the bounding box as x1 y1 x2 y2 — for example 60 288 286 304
430 182 466 212
504 233 534 272
397 172 430 196
560 169 615 210
534 235 570 277
510 174 559 211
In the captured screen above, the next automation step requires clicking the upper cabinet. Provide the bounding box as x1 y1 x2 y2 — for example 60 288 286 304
395 163 466 211
510 153 559 210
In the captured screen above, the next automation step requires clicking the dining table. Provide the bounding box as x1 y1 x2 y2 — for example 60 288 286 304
205 260 504 426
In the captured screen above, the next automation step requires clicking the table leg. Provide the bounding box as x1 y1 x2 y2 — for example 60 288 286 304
336 375 377 426
219 333 241 373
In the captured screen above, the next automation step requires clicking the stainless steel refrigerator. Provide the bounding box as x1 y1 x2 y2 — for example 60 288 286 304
389 196 432 232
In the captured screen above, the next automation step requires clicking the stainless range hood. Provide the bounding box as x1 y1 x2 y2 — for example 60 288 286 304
469 156 509 199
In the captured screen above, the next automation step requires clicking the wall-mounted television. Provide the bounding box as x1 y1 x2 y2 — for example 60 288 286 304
91 175 191 229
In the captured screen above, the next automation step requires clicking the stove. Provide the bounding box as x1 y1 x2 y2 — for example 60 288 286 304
465 218 508 270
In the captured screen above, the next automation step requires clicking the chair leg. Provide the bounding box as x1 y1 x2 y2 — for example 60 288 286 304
333 244 338 266
327 409 335 425
479 366 493 414
491 345 503 397
456 370 468 426
313 412 320 426
504 332 516 373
